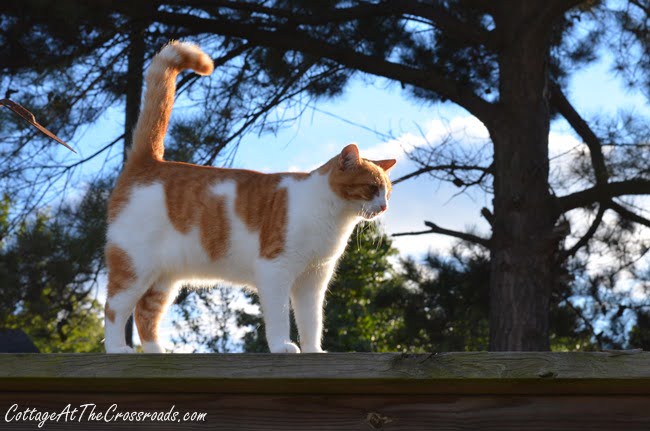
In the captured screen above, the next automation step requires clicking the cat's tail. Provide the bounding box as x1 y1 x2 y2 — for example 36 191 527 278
129 41 213 163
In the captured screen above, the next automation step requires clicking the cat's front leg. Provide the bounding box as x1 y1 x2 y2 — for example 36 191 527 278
255 261 301 354
291 263 335 353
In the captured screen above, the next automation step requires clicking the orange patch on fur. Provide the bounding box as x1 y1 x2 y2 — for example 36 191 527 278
162 166 232 260
260 188 288 259
200 196 228 260
105 244 136 298
135 287 170 343
234 175 282 229
235 172 307 259
107 158 308 261
104 305 116 323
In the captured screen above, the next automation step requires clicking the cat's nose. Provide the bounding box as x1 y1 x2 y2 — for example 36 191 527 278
380 204 387 212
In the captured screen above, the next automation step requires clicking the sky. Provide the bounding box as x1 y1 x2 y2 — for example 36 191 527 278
64 35 650 351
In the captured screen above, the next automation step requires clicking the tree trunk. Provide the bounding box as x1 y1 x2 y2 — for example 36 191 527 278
488 4 558 351
123 21 146 348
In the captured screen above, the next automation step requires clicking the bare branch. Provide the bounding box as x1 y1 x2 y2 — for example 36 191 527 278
203 61 326 165
392 163 492 185
550 83 608 185
560 203 607 260
392 221 490 248
550 83 650 221
392 228 440 237
176 41 252 97
558 179 650 213
610 201 650 229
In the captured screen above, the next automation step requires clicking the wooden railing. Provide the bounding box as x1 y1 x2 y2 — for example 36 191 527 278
1 352 649 430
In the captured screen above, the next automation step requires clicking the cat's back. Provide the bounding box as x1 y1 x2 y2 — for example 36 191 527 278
106 160 310 252
107 160 227 223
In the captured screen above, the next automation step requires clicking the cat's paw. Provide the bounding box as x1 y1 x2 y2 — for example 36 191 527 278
106 345 136 354
142 341 165 353
270 342 301 354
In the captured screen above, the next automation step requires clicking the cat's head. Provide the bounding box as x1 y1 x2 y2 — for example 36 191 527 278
326 144 396 220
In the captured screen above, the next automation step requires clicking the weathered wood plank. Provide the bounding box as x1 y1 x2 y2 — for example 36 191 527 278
1 352 650 394
2 393 650 430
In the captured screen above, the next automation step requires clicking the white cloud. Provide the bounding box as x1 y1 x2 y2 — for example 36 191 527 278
360 116 492 259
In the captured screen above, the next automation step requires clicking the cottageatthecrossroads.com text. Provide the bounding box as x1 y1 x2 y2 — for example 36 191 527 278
4 403 207 428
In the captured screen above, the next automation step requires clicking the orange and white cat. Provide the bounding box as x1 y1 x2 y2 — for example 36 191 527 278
104 42 396 354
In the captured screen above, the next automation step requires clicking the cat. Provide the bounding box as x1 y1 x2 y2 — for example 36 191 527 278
104 41 396 354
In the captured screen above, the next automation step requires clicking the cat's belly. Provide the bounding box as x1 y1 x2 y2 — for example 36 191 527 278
157 224 259 287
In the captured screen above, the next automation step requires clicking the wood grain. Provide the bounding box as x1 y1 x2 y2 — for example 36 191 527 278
1 352 650 394
2 353 650 430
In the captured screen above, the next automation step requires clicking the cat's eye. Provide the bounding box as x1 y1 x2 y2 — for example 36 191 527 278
368 185 380 196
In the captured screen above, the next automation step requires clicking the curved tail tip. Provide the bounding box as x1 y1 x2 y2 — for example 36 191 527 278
191 47 214 76
160 41 214 76
193 57 214 76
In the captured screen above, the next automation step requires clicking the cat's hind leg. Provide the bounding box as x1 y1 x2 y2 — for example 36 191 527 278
104 245 150 353
135 277 178 353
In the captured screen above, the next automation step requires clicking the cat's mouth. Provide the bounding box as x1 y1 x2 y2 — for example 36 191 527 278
361 204 388 220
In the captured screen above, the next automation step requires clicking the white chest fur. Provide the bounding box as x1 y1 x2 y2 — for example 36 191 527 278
282 173 359 268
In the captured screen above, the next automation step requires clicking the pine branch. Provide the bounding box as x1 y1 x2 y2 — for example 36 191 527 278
163 0 496 48
551 83 650 214
150 11 496 121
399 1 496 49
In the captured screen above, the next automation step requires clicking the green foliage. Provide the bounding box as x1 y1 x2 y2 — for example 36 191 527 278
322 223 403 352
629 311 650 350
235 226 598 353
238 223 404 353
0 184 108 353
376 247 491 352
236 224 394 352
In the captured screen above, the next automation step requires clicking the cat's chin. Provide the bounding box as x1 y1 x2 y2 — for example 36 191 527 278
361 212 383 221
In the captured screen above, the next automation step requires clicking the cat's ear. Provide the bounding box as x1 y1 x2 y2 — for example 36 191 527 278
372 159 397 172
338 144 360 170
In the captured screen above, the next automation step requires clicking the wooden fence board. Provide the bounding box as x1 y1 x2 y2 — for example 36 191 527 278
2 393 650 430
1 353 649 430
2 352 650 394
